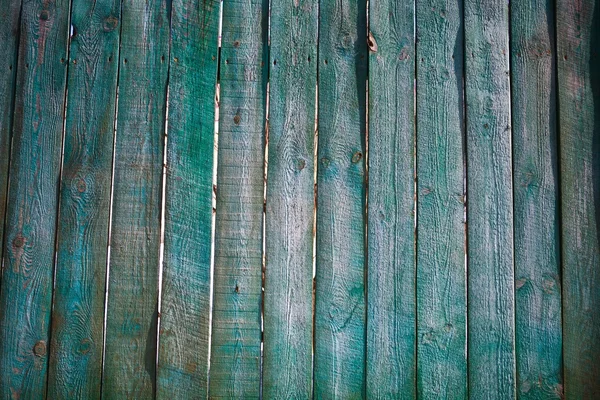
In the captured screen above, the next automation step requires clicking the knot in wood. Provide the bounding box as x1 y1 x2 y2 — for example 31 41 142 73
33 340 46 356
367 32 378 52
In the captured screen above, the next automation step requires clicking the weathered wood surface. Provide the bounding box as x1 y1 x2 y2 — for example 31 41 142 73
366 0 415 397
314 0 367 397
0 0 71 397
102 0 170 398
511 0 563 398
464 0 515 397
157 0 219 398
415 0 467 398
0 0 22 267
47 1 121 398
209 0 268 396
262 0 317 397
557 0 600 397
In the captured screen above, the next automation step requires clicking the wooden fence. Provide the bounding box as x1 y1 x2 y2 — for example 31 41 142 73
0 0 598 398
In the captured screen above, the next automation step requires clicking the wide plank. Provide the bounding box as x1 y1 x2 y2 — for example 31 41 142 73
0 0 71 397
367 0 416 397
314 0 367 396
415 0 467 397
262 0 317 397
47 1 121 398
511 0 563 397
557 0 600 397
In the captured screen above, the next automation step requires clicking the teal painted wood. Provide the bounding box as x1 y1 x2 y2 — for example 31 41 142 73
0 0 22 270
366 0 415 397
157 0 219 397
209 0 268 396
0 0 71 397
102 1 170 398
314 0 367 396
415 0 466 398
262 0 317 397
46 0 121 398
557 0 600 397
511 0 563 398
464 0 515 397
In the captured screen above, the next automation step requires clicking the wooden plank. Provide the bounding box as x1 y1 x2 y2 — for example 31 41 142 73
557 0 600 397
46 1 121 398
0 0 71 397
366 0 416 397
157 0 219 397
464 0 515 397
511 0 563 397
415 0 466 397
102 0 170 398
314 0 367 396
262 0 317 397
0 0 22 267
208 0 268 396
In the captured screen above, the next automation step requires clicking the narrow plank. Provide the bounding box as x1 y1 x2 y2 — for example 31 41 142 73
415 0 467 397
0 0 22 266
0 0 71 397
314 0 367 396
46 1 121 397
511 0 563 397
209 0 268 396
157 0 220 397
262 0 317 397
464 0 515 397
557 0 600 397
102 0 170 398
366 0 416 397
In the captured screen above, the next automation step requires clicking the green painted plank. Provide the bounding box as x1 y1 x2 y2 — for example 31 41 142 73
0 0 71 397
366 0 415 397
557 0 600 397
157 0 219 397
464 0 515 397
0 0 22 269
262 0 317 397
314 0 367 396
209 0 268 396
46 1 121 398
415 0 466 398
511 0 563 398
102 1 170 398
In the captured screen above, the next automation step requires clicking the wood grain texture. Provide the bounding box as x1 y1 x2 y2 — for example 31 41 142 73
209 0 268 396
415 0 466 398
557 0 600 397
102 1 170 398
0 0 22 268
0 0 71 397
366 0 416 397
262 0 317 397
314 0 367 397
511 0 563 398
157 0 219 397
464 0 515 397
47 1 121 398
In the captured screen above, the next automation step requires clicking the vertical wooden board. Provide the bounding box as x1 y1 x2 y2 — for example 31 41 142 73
0 0 22 265
0 0 70 397
366 0 416 397
209 0 268 396
511 0 563 398
464 0 515 397
157 0 219 397
557 0 600 397
262 0 317 397
415 0 466 398
102 1 170 398
46 0 121 398
314 0 367 397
